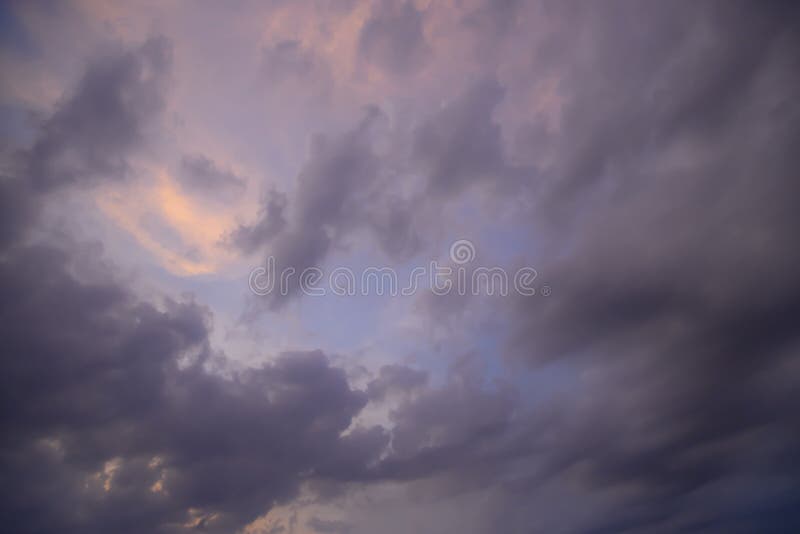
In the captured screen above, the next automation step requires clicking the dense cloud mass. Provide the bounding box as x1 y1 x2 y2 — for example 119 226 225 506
0 250 384 532
1 1 799 533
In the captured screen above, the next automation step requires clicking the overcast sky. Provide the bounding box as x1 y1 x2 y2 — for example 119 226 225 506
1 1 799 533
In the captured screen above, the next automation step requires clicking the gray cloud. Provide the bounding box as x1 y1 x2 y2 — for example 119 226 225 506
365 364 427 402
0 175 36 249
26 36 171 191
358 1 429 75
413 78 532 197
0 209 388 532
227 188 288 254
260 109 382 307
0 37 388 534
0 246 384 532
0 35 170 249
3 2 800 533
379 2 800 532
262 40 318 82
307 516 353 534
178 154 246 200
236 106 421 308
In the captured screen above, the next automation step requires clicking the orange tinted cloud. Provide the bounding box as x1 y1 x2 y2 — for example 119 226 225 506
96 168 244 276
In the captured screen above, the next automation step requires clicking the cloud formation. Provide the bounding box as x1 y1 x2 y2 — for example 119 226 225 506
1 2 799 533
26 36 171 191
1 37 384 533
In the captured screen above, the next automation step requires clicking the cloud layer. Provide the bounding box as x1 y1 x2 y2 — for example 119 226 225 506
1 1 799 533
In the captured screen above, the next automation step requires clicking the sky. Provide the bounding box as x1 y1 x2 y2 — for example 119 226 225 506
1 1 799 533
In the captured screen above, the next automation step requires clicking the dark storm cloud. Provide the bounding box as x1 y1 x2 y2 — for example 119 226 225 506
369 351 799 533
4 2 800 533
178 154 246 199
0 175 35 248
506 0 800 371
358 1 429 75
26 36 171 191
382 1 800 532
230 3 800 527
381 377 516 478
0 200 388 532
0 247 385 532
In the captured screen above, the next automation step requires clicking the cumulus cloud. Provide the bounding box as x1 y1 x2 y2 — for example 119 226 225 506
0 251 384 532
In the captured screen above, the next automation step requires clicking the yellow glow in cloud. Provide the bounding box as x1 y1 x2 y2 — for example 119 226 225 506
96 168 241 276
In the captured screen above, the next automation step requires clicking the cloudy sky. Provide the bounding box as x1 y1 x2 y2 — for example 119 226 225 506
1 1 799 533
